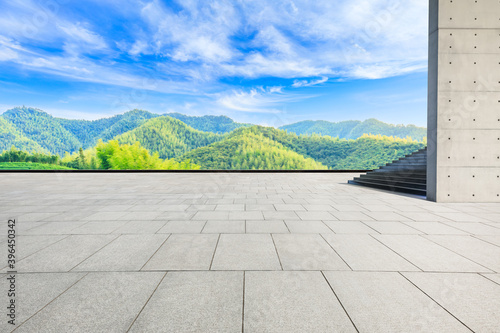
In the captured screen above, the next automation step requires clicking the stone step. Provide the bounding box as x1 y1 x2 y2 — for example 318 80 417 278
348 147 427 196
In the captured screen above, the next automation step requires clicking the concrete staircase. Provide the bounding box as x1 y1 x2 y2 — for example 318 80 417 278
348 148 427 196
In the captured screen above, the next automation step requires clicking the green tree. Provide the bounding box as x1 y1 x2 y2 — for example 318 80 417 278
95 140 200 170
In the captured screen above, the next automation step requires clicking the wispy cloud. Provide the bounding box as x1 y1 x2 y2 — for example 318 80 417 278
292 77 328 88
0 0 428 87
0 0 428 123
215 86 316 114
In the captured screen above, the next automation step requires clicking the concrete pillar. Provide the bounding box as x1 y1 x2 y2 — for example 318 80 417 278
427 0 500 202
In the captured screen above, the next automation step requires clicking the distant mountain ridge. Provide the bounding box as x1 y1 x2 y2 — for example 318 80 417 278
0 117 50 154
166 112 251 134
115 117 223 159
0 107 249 155
0 107 426 166
279 118 426 141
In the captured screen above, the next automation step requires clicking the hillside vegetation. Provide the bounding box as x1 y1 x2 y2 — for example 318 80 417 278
0 162 74 170
0 117 50 154
280 118 426 141
166 113 250 133
115 117 223 159
96 140 200 170
223 126 425 170
181 130 328 170
2 107 81 155
57 109 159 148
0 106 427 170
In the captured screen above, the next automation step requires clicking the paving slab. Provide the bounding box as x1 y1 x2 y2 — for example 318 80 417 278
373 235 490 272
83 211 129 221
331 204 368 212
284 220 333 233
274 204 305 211
142 234 218 271
120 211 163 220
329 211 372 221
323 221 379 234
15 235 117 272
215 204 245 211
362 211 411 221
424 235 500 272
68 221 128 234
245 204 275 211
363 221 422 234
473 235 500 247
403 222 469 235
441 222 500 235
324 271 470 333
434 212 490 222
273 234 350 270
228 211 264 220
154 211 195 220
397 211 452 222
244 271 356 333
211 234 281 270
17 212 59 222
129 271 243 333
15 272 164 333
296 211 335 220
202 220 245 233
481 274 500 285
7 222 46 236
112 220 167 234
7 235 67 261
263 211 300 220
73 234 168 271
303 204 334 211
22 221 89 235
157 220 206 233
245 220 289 233
0 272 85 331
403 272 500 332
322 234 419 271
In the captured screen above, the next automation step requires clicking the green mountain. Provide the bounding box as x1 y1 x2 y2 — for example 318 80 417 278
165 112 251 134
0 117 50 154
207 126 425 170
0 107 426 170
1 107 81 155
180 128 328 170
56 109 160 148
115 116 223 159
280 118 427 141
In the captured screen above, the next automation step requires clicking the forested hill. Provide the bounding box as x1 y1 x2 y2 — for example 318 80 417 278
57 109 160 148
180 126 426 170
180 129 328 170
114 116 223 159
165 113 251 133
0 117 50 154
2 107 82 155
0 107 426 169
280 118 426 141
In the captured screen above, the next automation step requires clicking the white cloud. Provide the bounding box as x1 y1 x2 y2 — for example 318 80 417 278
0 0 429 99
59 23 107 55
141 0 238 63
292 77 328 88
215 86 315 114
137 0 427 81
0 45 18 61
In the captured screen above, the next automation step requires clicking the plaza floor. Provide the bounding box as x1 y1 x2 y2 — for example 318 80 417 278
1 172 499 332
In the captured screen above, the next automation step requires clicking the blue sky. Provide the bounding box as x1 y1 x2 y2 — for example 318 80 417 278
0 0 429 127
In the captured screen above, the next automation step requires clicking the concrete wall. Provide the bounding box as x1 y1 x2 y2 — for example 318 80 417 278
427 0 500 202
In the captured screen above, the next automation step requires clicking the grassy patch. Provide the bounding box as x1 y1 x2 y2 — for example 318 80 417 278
0 162 74 170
